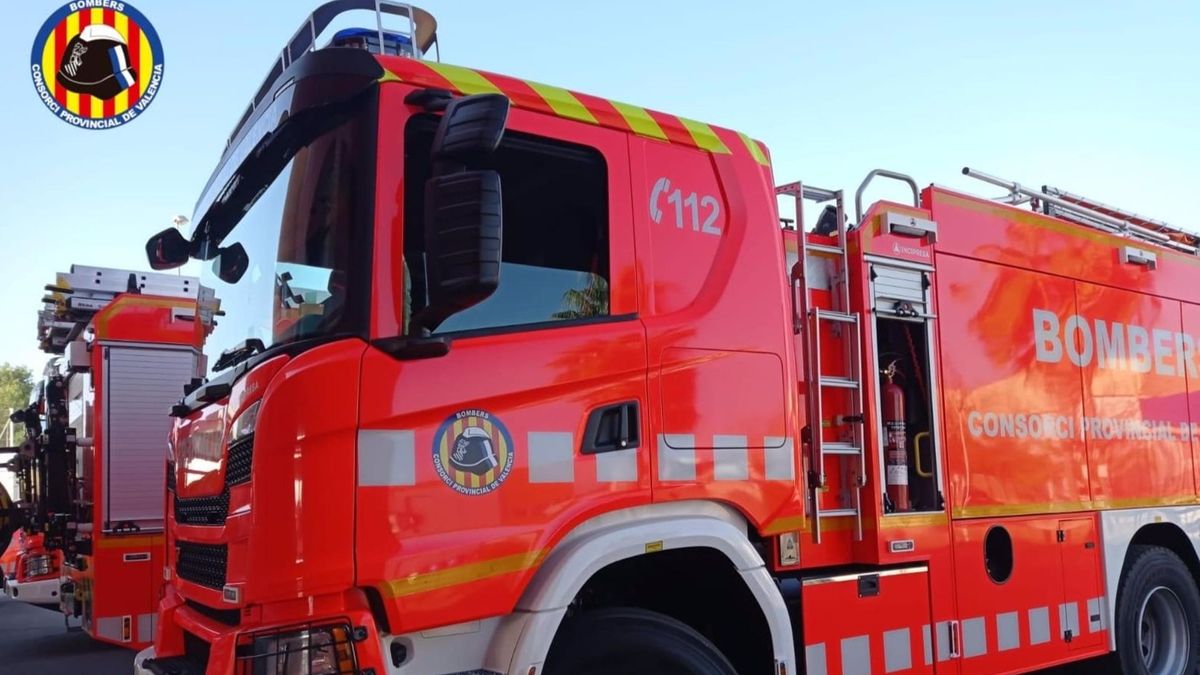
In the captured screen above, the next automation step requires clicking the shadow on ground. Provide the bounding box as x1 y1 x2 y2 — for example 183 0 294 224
0 595 133 674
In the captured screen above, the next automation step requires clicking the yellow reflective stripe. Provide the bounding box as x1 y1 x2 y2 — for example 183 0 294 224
525 81 597 124
609 100 667 140
738 131 770 166
678 117 730 154
381 548 549 598
378 68 403 84
424 62 501 95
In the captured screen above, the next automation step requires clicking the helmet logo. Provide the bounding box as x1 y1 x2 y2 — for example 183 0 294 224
30 2 165 130
433 409 514 495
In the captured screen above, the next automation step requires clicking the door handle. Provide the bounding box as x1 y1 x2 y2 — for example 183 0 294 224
581 401 640 454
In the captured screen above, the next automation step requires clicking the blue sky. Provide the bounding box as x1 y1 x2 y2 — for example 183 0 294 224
0 1 1196 377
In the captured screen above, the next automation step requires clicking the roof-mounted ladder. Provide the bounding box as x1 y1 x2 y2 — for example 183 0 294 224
777 181 865 544
962 167 1197 255
38 265 199 353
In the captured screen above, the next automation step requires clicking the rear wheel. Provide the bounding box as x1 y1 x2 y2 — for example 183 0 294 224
544 607 738 675
1116 545 1200 675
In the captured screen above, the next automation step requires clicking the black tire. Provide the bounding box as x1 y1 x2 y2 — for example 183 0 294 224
544 607 738 675
1115 545 1200 675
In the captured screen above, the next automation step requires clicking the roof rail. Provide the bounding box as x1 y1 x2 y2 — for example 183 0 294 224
226 1 438 152
961 167 1197 255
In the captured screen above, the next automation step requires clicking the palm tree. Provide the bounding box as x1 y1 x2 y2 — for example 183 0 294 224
553 274 609 320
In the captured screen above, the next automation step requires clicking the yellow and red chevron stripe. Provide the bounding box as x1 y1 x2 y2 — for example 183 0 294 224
380 59 770 166
40 7 154 118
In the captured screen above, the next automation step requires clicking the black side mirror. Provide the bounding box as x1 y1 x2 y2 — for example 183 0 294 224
430 93 510 169
413 170 502 332
377 93 509 360
9 409 25 424
145 228 191 270
212 242 249 284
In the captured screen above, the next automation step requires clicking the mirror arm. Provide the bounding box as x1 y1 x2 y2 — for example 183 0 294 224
372 332 451 361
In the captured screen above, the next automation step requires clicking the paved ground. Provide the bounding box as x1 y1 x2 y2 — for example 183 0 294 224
0 592 1124 674
0 595 133 674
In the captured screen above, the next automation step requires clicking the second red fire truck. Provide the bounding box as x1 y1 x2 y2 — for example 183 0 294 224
134 2 1200 674
4 264 206 650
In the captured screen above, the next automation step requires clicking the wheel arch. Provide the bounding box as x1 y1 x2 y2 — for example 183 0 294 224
1101 508 1200 653
492 500 795 675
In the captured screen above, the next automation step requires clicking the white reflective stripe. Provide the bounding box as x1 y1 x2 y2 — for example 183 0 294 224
528 432 574 483
921 624 932 665
962 616 987 657
657 434 696 481
137 613 155 642
934 621 952 662
1088 596 1107 633
764 436 795 480
996 611 1020 651
357 430 415 486
1029 606 1051 645
596 448 638 482
712 435 748 480
805 643 827 675
1059 601 1080 637
882 628 911 673
96 616 123 641
840 635 871 675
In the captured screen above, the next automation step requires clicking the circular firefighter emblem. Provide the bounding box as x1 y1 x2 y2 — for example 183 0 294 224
433 409 514 495
30 2 164 129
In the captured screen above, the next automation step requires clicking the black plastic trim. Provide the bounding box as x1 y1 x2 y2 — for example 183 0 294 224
436 312 637 342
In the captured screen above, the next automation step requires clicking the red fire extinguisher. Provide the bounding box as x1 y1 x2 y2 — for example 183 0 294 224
882 360 910 512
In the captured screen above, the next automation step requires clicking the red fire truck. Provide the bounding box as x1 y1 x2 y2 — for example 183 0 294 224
136 3 1200 674
4 264 206 649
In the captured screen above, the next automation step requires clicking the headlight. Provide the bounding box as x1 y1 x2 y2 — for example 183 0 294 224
230 401 261 442
243 624 356 675
23 554 52 579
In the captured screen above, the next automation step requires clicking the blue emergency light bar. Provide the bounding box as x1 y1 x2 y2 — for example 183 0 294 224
226 1 438 150
331 27 415 56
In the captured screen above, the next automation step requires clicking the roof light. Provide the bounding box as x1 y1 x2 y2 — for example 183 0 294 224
331 27 414 56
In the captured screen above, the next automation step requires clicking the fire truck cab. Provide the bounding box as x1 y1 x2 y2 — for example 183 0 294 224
137 3 1200 675
5 265 206 649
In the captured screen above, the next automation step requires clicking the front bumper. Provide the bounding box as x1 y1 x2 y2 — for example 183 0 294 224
3 575 60 605
148 585 389 674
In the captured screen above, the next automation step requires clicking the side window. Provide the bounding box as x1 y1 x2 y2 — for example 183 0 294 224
404 116 610 335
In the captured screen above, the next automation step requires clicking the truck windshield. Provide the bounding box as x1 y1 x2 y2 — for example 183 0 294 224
196 110 372 377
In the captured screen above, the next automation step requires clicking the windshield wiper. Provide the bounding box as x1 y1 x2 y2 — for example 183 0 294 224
212 338 266 373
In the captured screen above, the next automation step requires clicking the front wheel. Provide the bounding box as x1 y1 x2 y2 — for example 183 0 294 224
544 607 738 675
1115 545 1200 675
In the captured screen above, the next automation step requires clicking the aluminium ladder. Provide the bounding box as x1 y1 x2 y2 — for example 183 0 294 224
777 182 866 543
962 167 1197 255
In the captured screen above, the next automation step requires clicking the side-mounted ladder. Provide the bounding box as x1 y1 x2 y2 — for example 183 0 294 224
777 182 865 543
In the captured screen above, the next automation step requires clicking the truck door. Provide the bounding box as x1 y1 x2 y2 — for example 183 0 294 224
356 104 648 629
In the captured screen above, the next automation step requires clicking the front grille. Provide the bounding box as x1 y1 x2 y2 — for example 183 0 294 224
225 435 253 486
176 542 227 590
174 492 231 526
170 435 253 527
